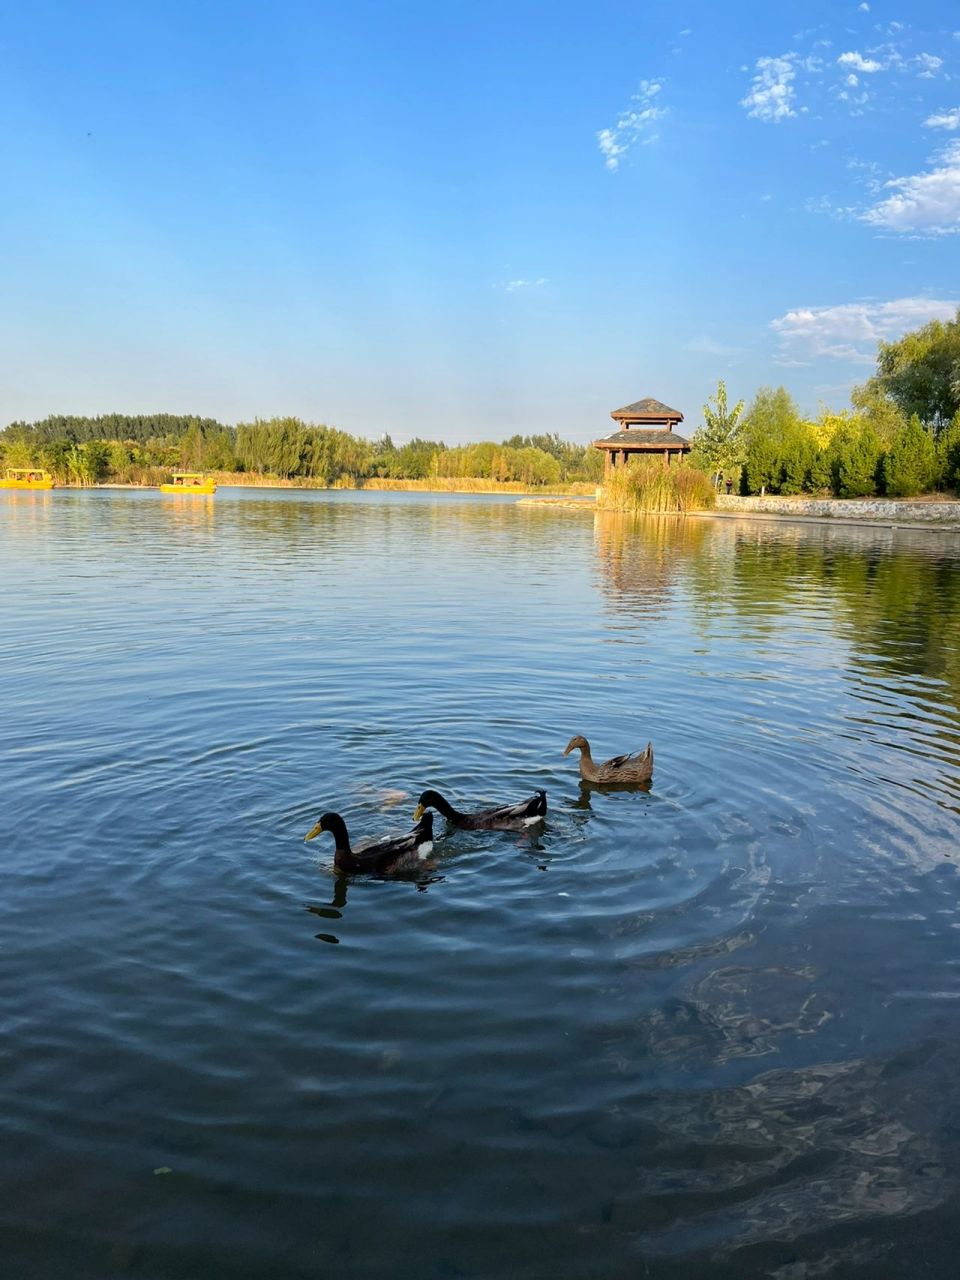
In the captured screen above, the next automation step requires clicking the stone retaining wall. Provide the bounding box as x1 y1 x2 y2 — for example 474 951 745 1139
715 494 960 524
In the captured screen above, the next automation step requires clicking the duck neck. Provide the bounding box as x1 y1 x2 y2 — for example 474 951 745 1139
325 815 353 859
429 792 462 822
577 744 599 782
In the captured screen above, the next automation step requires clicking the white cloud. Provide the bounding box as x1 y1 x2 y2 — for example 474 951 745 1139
741 55 798 123
597 80 665 171
858 2 870 10
772 297 958 363
861 141 960 234
913 52 943 78
926 108 960 131
837 50 884 72
499 278 548 292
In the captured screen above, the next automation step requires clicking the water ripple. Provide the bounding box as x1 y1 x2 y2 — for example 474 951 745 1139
2 490 960 1278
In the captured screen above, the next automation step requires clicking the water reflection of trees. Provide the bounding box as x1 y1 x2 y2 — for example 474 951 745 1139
685 524 960 721
592 514 960 721
592 513 711 620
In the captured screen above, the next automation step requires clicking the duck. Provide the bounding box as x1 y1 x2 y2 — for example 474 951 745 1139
304 811 434 874
562 735 654 785
413 788 547 831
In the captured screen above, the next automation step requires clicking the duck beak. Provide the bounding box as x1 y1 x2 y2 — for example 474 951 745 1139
413 803 425 822
304 821 324 842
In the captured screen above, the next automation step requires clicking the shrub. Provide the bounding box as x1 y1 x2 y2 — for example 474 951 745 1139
830 421 883 497
882 415 937 497
936 412 960 494
739 387 820 494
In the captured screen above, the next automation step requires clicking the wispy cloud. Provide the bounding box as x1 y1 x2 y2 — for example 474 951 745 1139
846 157 885 195
772 297 958 363
498 278 549 292
861 140 960 234
741 55 799 123
926 108 960 131
684 336 744 356
858 2 870 11
913 52 943 78
596 80 666 171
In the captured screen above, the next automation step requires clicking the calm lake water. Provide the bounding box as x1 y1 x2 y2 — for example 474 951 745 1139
2 487 960 1279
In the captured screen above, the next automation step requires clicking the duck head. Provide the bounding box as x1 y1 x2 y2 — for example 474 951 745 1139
304 812 350 848
413 790 452 821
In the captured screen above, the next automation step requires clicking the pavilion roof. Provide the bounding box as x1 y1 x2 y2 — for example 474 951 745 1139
610 398 684 422
594 428 690 448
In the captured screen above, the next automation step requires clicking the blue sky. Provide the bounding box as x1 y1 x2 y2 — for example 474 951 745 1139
0 0 957 442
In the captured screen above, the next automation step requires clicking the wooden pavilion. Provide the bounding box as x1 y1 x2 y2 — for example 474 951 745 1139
594 398 690 477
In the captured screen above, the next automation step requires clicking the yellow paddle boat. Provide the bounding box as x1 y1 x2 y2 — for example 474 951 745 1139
159 472 216 495
0 467 55 490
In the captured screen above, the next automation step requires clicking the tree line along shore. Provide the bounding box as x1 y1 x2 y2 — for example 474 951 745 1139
2 310 957 504
0 418 603 490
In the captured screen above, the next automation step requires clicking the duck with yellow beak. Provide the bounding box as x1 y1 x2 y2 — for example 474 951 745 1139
304 811 434 875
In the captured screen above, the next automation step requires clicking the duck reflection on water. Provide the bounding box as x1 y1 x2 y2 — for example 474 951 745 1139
304 863 444 943
571 776 654 811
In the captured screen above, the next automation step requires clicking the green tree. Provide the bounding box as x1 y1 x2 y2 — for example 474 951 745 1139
740 386 804 494
882 414 937 497
850 385 908 446
868 309 960 430
2 437 35 469
689 380 745 487
108 441 131 477
937 411 960 494
830 419 882 497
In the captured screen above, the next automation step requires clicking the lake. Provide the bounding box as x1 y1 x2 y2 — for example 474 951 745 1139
2 487 960 1279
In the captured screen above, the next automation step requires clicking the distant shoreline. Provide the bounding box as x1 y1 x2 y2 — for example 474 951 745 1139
93 476 598 498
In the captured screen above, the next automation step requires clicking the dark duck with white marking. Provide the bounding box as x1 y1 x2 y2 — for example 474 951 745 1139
304 811 434 874
562 735 654 785
414 788 547 831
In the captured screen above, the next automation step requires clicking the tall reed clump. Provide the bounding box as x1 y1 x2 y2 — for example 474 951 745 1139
600 461 715 512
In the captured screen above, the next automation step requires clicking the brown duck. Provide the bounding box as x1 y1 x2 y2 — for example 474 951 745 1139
563 735 654 784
